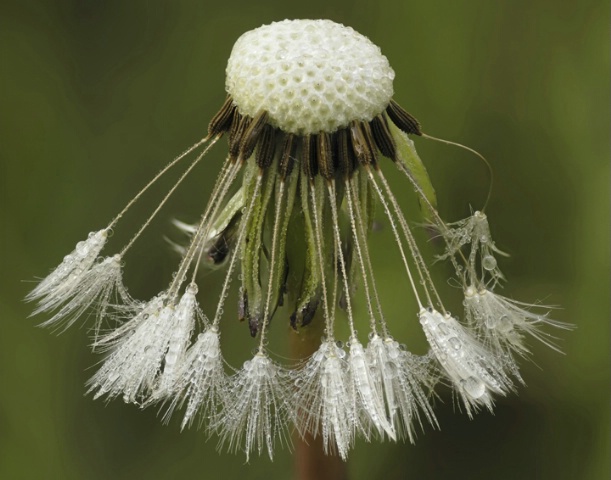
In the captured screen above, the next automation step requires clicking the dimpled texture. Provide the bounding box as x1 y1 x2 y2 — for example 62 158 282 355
226 19 395 135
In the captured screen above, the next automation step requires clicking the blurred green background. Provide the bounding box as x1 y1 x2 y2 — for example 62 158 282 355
1 0 608 479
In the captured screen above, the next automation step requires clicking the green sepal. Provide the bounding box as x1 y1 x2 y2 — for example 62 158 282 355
390 122 438 221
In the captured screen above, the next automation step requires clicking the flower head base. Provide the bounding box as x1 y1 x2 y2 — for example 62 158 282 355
226 19 395 135
27 19 570 460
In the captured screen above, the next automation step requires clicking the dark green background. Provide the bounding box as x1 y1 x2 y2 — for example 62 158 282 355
1 1 608 479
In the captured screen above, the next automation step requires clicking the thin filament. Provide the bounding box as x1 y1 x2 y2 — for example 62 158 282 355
327 181 357 336
365 167 424 309
421 133 494 212
344 178 380 333
309 181 334 338
375 169 444 311
109 136 210 230
120 137 219 257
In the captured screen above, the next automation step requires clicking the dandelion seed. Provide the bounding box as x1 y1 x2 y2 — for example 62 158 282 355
293 341 356 460
419 308 513 416
366 334 438 442
28 18 571 461
28 229 112 327
89 289 197 404
349 337 395 439
218 353 293 461
175 326 227 430
38 254 131 339
436 211 508 287
464 286 572 356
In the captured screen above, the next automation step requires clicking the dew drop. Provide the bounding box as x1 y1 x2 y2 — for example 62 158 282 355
449 337 462 351
482 255 497 271
497 315 513 333
436 323 449 336
388 346 400 359
462 376 486 399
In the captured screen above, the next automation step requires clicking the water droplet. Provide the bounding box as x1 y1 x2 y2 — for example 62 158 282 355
462 376 486 399
485 316 497 329
437 323 449 336
388 346 400 359
482 255 497 271
497 315 513 333
449 337 461 350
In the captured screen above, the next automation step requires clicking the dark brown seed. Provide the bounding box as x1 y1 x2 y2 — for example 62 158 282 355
317 132 335 180
279 134 297 179
301 135 318 181
386 100 422 136
370 114 397 161
229 114 252 161
240 111 269 160
255 124 277 169
336 127 357 178
207 96 236 138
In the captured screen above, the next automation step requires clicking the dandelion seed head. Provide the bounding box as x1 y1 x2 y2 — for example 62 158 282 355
26 17 571 462
226 19 394 135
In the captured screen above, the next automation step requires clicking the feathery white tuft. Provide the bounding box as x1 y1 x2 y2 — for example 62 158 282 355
349 337 396 440
151 285 200 399
438 211 507 285
88 293 196 404
28 229 108 309
464 287 571 356
419 309 513 416
366 335 438 442
217 353 293 461
36 254 130 338
293 341 356 460
174 327 227 430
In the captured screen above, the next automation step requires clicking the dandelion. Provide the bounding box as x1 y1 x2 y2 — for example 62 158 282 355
28 19 570 462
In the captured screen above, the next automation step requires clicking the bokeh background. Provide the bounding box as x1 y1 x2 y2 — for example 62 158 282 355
1 0 608 479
